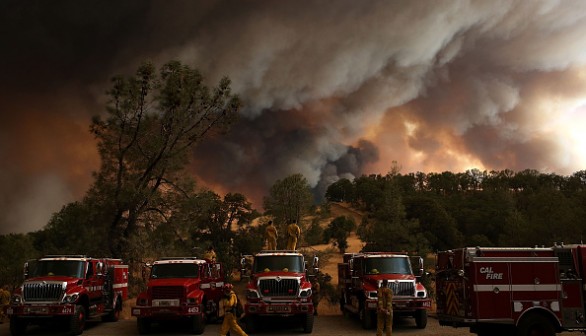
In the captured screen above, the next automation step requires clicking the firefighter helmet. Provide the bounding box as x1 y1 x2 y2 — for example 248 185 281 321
223 283 233 294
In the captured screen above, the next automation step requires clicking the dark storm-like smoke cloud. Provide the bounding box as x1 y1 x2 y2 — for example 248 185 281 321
2 0 586 233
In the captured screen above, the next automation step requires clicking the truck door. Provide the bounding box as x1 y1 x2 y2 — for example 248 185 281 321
473 260 511 320
86 260 102 313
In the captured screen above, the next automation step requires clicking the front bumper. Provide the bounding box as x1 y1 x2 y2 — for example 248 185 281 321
245 301 314 316
132 304 204 319
7 304 76 317
364 297 432 313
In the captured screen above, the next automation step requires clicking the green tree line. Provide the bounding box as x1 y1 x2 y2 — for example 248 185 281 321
326 168 586 255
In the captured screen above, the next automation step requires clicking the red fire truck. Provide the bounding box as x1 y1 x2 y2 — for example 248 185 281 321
241 250 319 333
131 257 225 335
436 244 586 336
7 255 128 336
338 252 431 329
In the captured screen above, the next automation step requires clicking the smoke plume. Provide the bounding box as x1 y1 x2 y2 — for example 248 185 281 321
2 0 586 233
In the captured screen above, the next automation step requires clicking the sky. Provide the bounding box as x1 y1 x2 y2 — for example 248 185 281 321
2 0 586 234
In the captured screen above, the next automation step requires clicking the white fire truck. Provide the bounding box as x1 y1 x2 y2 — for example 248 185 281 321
436 244 586 336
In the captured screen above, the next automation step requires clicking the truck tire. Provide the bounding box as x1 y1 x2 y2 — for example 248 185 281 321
303 313 314 333
9 316 28 336
69 305 86 336
102 298 121 322
190 315 205 335
360 306 374 329
137 317 151 335
415 309 428 329
516 313 555 336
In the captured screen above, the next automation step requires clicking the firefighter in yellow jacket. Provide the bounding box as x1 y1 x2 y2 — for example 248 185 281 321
219 283 248 336
286 220 301 250
265 220 278 250
377 279 393 336
204 246 217 262
0 285 10 324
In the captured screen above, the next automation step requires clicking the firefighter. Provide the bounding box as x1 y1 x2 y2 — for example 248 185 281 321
265 220 278 250
377 279 393 336
204 246 217 262
219 283 248 336
0 285 10 324
311 277 321 316
286 220 301 250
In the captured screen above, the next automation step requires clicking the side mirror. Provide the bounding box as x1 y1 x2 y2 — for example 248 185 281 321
23 262 29 279
240 257 251 279
141 263 152 281
96 262 104 275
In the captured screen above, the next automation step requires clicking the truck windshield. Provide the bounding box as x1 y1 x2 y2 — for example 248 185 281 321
31 260 86 278
253 255 304 273
364 257 412 275
151 263 199 279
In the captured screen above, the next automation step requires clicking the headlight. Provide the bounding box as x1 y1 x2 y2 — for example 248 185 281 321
62 293 79 303
11 294 23 305
246 289 259 299
137 298 148 306
187 298 198 304
368 291 378 299
299 288 312 298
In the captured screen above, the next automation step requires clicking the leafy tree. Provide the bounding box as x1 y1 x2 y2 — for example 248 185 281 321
304 217 326 246
325 178 354 202
263 174 314 247
404 195 462 251
353 175 386 211
0 234 38 289
323 216 356 253
88 60 240 258
33 201 109 256
358 181 428 253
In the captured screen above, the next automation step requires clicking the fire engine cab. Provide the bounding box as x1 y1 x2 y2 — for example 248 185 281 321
132 257 225 335
338 252 431 329
436 244 586 336
7 255 128 336
241 250 319 334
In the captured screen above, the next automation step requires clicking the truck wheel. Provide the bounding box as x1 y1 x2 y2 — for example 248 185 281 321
9 316 28 336
190 315 205 335
137 317 151 335
303 313 314 333
360 306 374 329
415 309 428 329
102 298 121 322
516 313 555 336
69 305 86 336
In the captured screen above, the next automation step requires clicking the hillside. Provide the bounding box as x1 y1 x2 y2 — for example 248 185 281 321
311 202 364 279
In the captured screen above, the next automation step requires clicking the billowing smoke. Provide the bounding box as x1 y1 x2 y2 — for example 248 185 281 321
2 0 586 233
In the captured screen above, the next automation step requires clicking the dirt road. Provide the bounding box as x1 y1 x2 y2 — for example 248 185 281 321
0 314 577 336
0 314 489 335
